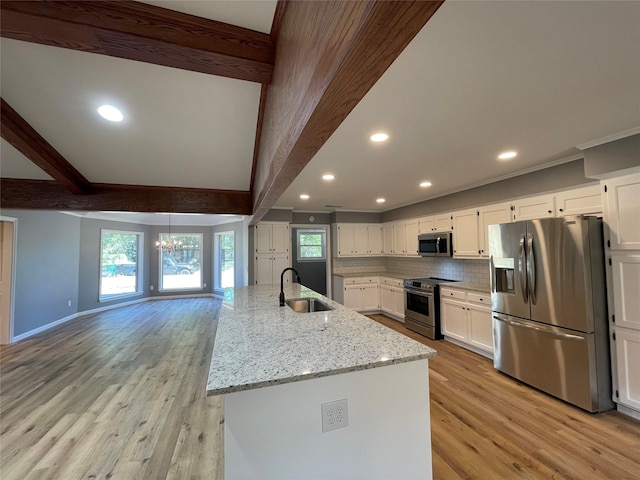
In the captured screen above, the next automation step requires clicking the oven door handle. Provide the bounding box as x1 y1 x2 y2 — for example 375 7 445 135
404 288 434 299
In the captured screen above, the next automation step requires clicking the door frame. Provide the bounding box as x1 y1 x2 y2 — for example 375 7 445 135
0 216 18 344
290 224 332 298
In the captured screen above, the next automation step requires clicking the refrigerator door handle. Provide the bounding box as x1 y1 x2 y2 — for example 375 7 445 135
519 234 528 303
527 233 537 305
489 255 496 293
493 315 585 341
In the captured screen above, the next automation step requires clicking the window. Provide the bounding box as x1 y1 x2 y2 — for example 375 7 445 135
215 231 235 288
297 229 326 261
159 233 203 291
100 230 143 300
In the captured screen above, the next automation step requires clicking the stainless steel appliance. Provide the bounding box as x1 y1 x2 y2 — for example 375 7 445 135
404 277 457 339
418 232 453 257
489 215 613 412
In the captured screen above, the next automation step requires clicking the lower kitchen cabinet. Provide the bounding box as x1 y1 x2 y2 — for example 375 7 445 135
344 284 379 311
615 328 640 412
380 277 405 321
255 254 290 285
441 288 493 357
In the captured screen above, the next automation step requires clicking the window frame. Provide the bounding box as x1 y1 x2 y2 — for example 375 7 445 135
99 229 144 302
296 229 327 262
158 232 204 292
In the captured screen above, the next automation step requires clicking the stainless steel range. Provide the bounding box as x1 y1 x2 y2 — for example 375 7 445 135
403 277 457 340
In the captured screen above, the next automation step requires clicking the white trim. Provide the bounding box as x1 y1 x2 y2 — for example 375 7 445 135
0 216 18 344
577 126 640 150
12 312 80 342
11 293 221 343
617 403 640 421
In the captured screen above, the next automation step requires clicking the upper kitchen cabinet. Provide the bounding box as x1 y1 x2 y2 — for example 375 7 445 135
255 222 290 254
478 202 512 257
334 224 383 257
555 184 602 216
452 208 480 258
393 222 407 255
419 213 453 234
512 194 556 221
405 220 419 256
383 223 394 255
384 220 419 256
603 173 640 250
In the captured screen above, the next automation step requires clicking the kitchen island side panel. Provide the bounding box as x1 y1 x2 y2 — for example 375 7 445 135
224 359 432 480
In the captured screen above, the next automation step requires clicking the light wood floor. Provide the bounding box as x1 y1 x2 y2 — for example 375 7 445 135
1 300 639 479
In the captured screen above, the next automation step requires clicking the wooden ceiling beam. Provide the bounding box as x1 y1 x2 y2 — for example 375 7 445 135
251 0 444 222
0 179 253 215
0 1 274 83
1 98 92 195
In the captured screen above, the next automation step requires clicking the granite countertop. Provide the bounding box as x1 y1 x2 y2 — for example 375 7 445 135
440 281 491 294
207 284 437 396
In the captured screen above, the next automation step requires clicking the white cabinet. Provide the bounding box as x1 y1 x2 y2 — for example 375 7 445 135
383 224 394 255
602 171 640 418
478 202 512 257
255 254 290 285
254 222 290 284
419 213 452 233
615 328 640 412
255 222 289 254
405 220 419 257
452 208 480 257
379 277 405 321
343 277 379 311
393 223 406 255
555 184 602 216
367 225 383 255
441 288 493 357
611 253 640 331
603 173 640 250
334 224 383 257
512 194 556 221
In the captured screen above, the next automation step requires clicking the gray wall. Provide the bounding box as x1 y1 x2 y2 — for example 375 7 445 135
330 212 383 223
583 134 640 178
261 209 293 222
78 218 152 312
383 159 591 222
2 210 81 336
292 212 332 225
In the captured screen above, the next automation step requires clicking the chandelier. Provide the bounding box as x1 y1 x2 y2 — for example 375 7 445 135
156 214 183 253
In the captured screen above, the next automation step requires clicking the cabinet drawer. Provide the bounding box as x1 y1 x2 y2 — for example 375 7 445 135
380 277 403 287
345 276 378 285
441 288 466 301
468 292 490 306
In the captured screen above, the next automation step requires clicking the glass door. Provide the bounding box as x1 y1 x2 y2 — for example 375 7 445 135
215 232 235 288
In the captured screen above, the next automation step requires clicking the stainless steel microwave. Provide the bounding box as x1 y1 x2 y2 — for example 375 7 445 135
418 232 453 256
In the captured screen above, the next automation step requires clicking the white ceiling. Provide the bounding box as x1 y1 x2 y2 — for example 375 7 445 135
62 211 246 227
276 0 640 212
1 1 639 219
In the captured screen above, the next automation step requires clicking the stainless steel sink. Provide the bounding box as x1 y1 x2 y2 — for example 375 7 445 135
285 297 334 313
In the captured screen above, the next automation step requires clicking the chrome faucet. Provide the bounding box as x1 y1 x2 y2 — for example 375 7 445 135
279 267 301 306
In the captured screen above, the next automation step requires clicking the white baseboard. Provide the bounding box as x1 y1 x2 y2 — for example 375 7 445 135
11 293 220 343
443 336 493 360
12 312 80 342
617 404 640 421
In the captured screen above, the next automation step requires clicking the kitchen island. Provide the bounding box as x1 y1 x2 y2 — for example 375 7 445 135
207 284 437 479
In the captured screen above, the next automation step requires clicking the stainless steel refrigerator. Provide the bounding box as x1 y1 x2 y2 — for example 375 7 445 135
489 215 613 412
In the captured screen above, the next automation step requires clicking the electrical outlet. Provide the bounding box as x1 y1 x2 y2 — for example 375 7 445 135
321 399 348 433
204 282 207 288
67 300 72 307
150 285 154 291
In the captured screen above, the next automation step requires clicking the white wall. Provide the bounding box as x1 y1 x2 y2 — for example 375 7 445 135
225 359 432 479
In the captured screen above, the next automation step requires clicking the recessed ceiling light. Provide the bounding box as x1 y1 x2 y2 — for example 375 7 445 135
97 104 123 122
419 181 432 188
498 150 517 160
376 198 386 204
300 194 310 200
322 174 335 181
370 132 389 142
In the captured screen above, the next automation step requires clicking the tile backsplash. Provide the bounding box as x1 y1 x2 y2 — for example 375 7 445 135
332 256 490 284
